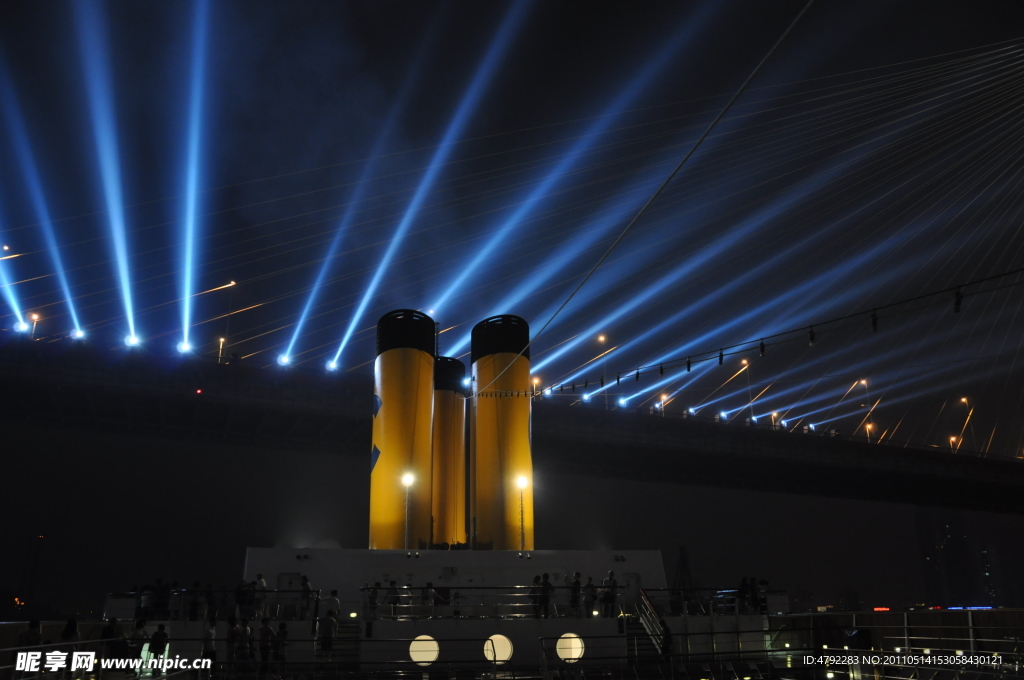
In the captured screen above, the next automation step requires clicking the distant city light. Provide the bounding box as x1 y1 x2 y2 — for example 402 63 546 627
196 389 202 394
278 355 290 366
124 335 140 347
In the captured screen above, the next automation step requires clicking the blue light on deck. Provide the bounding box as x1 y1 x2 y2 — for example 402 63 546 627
72 329 86 339
462 377 471 386
781 420 788 428
14 321 29 332
330 1 530 368
125 335 140 347
278 355 291 366
689 408 696 415
178 0 211 354
326 360 338 371
720 411 728 420
177 341 192 353
618 398 627 406
75 0 137 341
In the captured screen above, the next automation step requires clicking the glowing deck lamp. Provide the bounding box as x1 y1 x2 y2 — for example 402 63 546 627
72 329 85 339
326 360 338 371
177 342 192 353
14 321 29 332
462 377 471 387
516 476 528 550
582 393 590 402
402 473 414 550
277 355 290 366
689 408 696 415
125 335 140 347
618 398 627 407
720 411 728 420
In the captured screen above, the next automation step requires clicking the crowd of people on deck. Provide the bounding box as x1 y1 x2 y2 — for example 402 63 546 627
362 570 622 620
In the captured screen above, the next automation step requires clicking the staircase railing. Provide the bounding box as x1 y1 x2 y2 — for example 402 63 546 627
635 587 671 655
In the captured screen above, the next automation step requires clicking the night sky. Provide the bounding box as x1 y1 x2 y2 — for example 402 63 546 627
3 2 1024 451
4 0 1024 617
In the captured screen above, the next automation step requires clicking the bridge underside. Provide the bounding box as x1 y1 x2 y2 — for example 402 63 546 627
1 343 1022 515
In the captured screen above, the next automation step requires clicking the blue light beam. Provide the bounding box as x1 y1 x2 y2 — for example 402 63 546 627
179 0 210 352
329 1 532 367
281 17 442 367
74 0 137 341
0 62 83 333
429 4 715 314
0 224 25 328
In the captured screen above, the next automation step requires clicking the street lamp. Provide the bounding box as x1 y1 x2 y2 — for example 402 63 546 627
949 436 957 453
218 338 226 364
865 423 873 444
402 473 414 550
29 313 39 339
516 476 528 550
597 334 608 410
741 359 753 421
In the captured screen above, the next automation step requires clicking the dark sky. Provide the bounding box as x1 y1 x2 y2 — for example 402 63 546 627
2 2 1024 452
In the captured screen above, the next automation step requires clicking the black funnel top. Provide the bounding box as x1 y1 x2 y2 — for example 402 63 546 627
376 309 435 357
434 356 466 393
471 315 530 364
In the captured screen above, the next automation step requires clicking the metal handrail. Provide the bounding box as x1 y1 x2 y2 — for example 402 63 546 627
635 588 671 655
